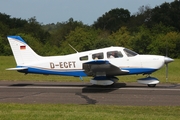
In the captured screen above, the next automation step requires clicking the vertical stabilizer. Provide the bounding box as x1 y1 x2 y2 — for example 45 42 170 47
7 36 42 66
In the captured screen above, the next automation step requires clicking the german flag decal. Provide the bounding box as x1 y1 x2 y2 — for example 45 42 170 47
20 45 26 50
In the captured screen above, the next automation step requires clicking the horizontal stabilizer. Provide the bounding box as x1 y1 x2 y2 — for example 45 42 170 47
6 67 28 71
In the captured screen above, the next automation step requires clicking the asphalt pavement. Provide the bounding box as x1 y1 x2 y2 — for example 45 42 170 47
0 81 179 105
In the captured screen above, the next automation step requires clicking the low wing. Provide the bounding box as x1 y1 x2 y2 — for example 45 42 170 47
83 60 129 76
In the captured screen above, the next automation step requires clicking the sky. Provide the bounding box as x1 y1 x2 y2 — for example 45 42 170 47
0 0 174 25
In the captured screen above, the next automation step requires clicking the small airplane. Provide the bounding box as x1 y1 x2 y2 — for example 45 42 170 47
7 36 174 87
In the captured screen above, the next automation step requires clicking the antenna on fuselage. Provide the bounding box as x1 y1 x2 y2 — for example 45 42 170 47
68 44 78 53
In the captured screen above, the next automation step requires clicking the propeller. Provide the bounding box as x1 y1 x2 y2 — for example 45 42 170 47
164 41 174 82
165 62 168 82
165 46 168 82
164 56 174 82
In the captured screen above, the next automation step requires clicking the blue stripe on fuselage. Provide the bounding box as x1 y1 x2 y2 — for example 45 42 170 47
18 66 87 77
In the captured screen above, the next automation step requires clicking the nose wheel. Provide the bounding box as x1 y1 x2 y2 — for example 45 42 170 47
145 75 157 87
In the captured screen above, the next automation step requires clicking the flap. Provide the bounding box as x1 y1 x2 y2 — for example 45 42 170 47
83 60 129 76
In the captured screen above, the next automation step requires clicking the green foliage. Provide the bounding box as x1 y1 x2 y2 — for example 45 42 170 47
0 0 180 58
0 21 9 36
93 8 130 32
0 35 12 55
93 38 113 49
130 25 153 54
109 27 132 48
23 16 50 44
42 42 60 56
150 32 180 58
61 26 98 54
49 18 84 47
151 0 180 31
127 5 152 31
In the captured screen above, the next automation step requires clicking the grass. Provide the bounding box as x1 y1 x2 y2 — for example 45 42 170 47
0 104 179 120
0 56 179 83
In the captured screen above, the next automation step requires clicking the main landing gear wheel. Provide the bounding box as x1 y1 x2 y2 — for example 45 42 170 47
148 84 156 87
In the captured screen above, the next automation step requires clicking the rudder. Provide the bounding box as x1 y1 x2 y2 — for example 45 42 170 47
7 36 42 66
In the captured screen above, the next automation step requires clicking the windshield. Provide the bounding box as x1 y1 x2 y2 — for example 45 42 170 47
123 48 138 57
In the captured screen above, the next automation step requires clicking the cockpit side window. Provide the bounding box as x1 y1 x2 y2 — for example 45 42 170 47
123 48 138 57
80 55 88 61
92 52 104 60
107 51 123 59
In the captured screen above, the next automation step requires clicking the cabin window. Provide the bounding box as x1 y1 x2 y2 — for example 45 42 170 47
123 48 138 57
107 51 123 59
80 56 88 61
92 52 104 60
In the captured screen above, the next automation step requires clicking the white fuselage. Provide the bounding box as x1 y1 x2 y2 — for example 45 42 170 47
22 47 165 76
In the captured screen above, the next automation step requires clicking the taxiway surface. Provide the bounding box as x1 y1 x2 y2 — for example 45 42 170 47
0 81 179 105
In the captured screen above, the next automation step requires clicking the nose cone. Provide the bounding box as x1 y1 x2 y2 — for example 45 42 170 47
164 57 174 64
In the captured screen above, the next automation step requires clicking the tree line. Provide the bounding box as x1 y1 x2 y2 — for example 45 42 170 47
0 0 180 58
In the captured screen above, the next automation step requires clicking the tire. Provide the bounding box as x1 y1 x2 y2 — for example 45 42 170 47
148 84 156 87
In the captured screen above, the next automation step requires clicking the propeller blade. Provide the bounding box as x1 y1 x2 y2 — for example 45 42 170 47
164 57 173 82
166 63 168 82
